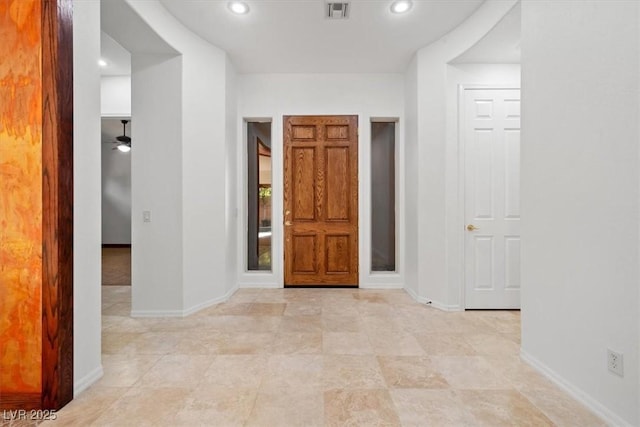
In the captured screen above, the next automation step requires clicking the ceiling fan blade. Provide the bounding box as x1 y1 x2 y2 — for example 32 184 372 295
116 135 131 143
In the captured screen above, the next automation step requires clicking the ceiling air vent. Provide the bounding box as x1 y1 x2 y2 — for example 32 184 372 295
326 2 349 19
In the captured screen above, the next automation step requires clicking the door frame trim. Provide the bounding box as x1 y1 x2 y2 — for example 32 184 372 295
237 113 405 289
457 85 521 309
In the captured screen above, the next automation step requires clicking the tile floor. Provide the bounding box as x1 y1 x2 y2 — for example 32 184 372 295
37 286 605 426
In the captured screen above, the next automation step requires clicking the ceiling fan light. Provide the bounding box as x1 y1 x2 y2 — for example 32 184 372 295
117 144 131 153
390 0 412 14
228 1 249 15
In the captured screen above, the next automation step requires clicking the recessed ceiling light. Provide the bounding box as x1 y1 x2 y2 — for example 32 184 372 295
228 1 249 14
98 59 108 67
390 0 412 14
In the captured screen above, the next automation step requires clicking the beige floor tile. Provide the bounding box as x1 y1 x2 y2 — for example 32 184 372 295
458 389 555 426
378 356 450 389
279 315 323 333
519 386 607 427
414 333 478 356
202 355 268 388
214 332 275 354
261 355 323 389
323 355 386 389
323 332 373 355
248 302 287 316
39 386 125 427
101 302 131 316
368 331 426 356
321 314 362 333
284 302 322 316
247 387 324 427
390 389 477 426
121 331 184 355
484 356 556 390
324 389 401 427
91 286 602 425
270 332 323 354
173 385 257 427
463 333 521 356
136 355 213 388
430 356 511 389
100 354 162 387
91 386 191 426
101 332 140 355
207 302 254 315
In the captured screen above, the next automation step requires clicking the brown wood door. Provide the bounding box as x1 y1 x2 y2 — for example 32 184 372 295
284 115 358 286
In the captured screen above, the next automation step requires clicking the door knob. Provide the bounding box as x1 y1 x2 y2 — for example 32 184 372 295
285 221 292 226
466 224 479 231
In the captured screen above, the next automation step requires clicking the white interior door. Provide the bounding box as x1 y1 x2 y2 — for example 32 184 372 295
464 88 521 309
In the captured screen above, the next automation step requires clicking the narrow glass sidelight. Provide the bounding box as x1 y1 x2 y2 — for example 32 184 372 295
371 121 396 272
247 122 272 271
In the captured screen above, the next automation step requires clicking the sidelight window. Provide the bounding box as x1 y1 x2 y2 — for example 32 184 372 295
247 122 272 271
371 121 396 272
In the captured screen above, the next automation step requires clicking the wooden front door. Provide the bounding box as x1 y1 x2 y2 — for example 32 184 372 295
284 115 358 286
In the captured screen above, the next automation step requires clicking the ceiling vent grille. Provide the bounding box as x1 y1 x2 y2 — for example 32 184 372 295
326 2 349 19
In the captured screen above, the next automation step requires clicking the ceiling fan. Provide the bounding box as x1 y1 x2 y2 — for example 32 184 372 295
106 119 131 152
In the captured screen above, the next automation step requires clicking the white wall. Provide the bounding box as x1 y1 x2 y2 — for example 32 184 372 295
520 1 639 425
237 73 405 288
73 0 103 394
101 76 131 117
117 0 235 314
408 0 518 309
403 57 419 298
131 53 184 314
225 57 238 295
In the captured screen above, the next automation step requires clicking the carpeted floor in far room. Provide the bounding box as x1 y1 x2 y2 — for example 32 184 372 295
102 247 131 286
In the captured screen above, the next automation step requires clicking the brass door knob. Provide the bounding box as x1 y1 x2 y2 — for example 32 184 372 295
466 224 479 231
285 221 292 226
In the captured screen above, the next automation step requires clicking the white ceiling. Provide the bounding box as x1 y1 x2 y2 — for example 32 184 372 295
452 2 520 64
158 0 485 73
101 32 132 76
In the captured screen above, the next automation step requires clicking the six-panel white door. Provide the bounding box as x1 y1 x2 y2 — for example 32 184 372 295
464 88 521 309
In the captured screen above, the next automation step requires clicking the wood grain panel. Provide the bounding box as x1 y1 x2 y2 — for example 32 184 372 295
0 0 44 398
325 147 349 221
0 393 42 411
326 125 348 140
326 235 349 273
284 116 358 286
291 125 316 140
292 147 315 220
41 0 74 410
292 235 317 273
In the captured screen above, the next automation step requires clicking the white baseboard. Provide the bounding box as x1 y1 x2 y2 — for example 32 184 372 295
520 349 633 427
183 286 238 316
359 283 403 289
74 365 103 397
130 309 185 317
131 286 238 318
404 287 463 311
239 282 281 289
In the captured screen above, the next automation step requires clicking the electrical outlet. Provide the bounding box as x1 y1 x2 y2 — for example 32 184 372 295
607 349 623 377
143 210 151 223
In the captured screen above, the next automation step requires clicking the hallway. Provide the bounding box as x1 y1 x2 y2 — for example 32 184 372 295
45 288 603 426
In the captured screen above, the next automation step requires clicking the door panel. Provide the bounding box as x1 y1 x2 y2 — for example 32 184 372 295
464 89 521 308
284 115 358 286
